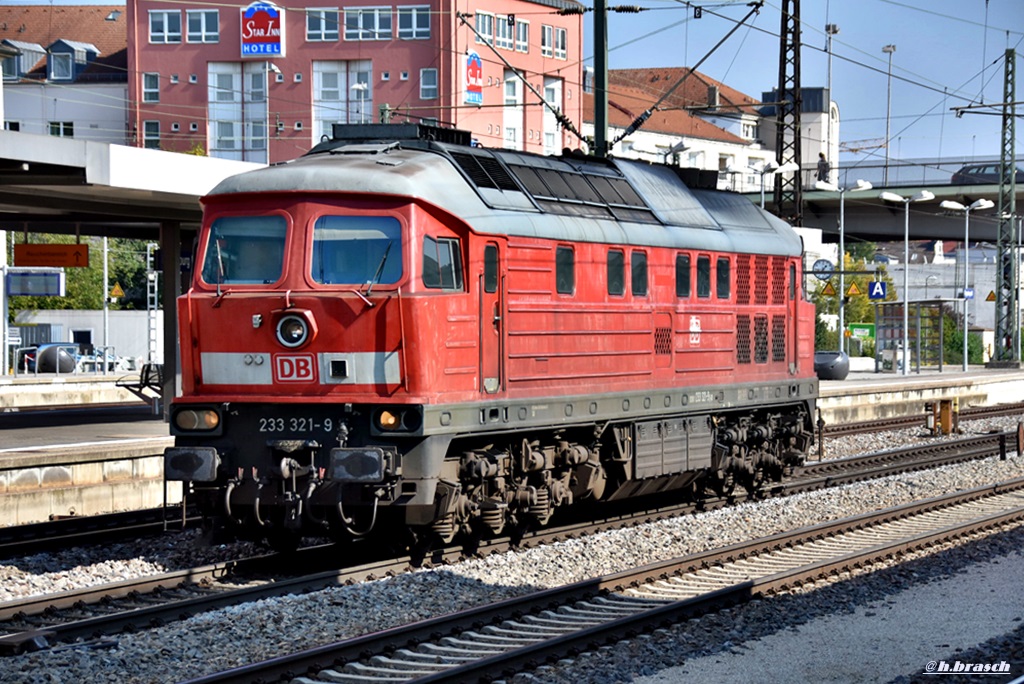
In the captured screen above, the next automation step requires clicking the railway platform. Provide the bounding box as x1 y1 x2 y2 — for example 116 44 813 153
2 364 1024 527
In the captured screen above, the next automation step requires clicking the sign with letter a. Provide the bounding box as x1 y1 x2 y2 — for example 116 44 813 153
868 281 887 300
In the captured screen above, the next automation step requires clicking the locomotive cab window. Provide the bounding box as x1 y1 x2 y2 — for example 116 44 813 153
696 255 711 298
556 245 574 295
716 257 730 299
675 254 691 298
632 250 648 296
311 216 402 286
423 236 464 290
607 249 625 296
201 215 287 285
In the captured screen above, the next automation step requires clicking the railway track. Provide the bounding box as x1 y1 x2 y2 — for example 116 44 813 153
0 506 196 560
822 402 1024 438
0 429 1017 660
180 477 1024 683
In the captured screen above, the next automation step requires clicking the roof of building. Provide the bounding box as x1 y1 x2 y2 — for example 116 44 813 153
611 67 762 117
0 5 126 81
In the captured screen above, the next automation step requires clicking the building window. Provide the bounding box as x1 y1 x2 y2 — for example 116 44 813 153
143 73 160 103
398 6 430 39
420 68 437 99
344 7 392 41
632 251 648 296
475 12 494 45
49 121 74 138
208 62 268 163
307 9 339 41
4 121 22 132
554 27 567 60
313 60 372 140
556 246 574 295
50 53 72 80
515 20 529 52
187 10 219 43
541 25 553 57
149 10 182 43
143 121 160 149
494 15 513 50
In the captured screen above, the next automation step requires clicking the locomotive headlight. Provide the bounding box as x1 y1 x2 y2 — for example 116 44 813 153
174 408 220 431
377 409 401 430
276 315 309 348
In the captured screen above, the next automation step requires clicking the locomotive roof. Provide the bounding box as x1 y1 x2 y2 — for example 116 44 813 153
206 128 802 257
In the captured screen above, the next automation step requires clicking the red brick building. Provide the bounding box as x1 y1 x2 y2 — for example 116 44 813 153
126 0 584 163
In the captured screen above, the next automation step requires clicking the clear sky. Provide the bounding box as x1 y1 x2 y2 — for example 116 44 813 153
587 0 1024 169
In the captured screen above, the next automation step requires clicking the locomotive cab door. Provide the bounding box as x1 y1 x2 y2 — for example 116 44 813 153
480 242 503 393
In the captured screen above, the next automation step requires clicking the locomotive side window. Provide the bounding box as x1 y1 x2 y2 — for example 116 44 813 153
556 246 574 295
631 250 648 296
675 254 691 298
201 215 286 285
311 216 402 285
790 262 797 299
696 255 711 298
484 244 498 293
607 249 625 296
716 257 731 299
423 236 464 290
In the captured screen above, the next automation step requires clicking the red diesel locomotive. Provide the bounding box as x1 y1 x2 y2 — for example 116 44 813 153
164 123 818 549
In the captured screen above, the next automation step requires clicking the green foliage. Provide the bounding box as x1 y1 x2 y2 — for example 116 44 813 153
942 314 985 365
8 234 156 320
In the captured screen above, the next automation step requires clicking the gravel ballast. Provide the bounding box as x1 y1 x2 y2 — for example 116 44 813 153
1 420 1023 683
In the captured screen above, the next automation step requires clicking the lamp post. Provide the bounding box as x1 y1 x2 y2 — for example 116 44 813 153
880 190 935 375
757 160 800 209
882 44 896 186
816 179 872 353
940 198 994 370
925 274 939 300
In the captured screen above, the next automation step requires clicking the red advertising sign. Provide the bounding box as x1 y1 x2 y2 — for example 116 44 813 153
241 2 285 57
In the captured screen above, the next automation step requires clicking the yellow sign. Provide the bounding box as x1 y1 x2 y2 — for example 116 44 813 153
110 282 125 298
987 290 996 302
821 282 837 296
846 282 862 296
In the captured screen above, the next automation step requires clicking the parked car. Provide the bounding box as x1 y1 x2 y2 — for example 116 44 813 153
17 343 80 373
951 163 1021 185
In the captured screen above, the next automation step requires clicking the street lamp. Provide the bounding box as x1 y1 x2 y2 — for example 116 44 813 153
816 179 872 353
756 159 800 209
940 198 994 370
880 189 935 375
882 44 896 186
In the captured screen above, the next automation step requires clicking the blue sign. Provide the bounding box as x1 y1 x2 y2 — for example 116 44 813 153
963 287 975 300
7 271 65 297
868 281 887 300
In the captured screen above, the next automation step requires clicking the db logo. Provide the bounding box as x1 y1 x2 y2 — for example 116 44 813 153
273 354 317 382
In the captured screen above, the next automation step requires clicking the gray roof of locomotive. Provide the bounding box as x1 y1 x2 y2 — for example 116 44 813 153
206 140 803 258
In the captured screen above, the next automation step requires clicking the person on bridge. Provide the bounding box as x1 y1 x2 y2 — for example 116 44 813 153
816 152 831 183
